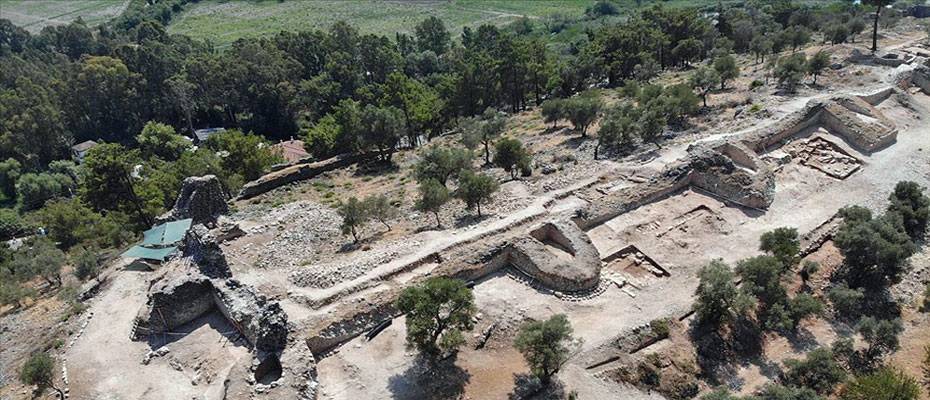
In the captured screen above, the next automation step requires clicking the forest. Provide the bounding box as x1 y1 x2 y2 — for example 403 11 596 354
0 0 905 307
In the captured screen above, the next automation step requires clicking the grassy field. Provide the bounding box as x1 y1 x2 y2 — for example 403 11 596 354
0 0 128 32
166 0 595 48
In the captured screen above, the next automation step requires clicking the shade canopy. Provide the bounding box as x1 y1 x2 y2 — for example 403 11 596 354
121 245 178 262
122 218 192 262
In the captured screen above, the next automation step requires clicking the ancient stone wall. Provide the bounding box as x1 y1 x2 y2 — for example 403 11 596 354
133 274 214 338
740 101 823 153
508 221 601 292
574 162 693 230
688 150 775 210
237 154 360 200
305 301 398 355
213 280 289 352
181 224 231 279
820 102 897 152
909 65 930 94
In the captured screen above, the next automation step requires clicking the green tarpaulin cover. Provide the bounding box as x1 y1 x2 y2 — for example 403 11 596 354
140 219 192 246
123 218 192 261
121 245 177 261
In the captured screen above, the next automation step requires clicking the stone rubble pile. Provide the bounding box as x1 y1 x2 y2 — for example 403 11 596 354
288 239 422 288
235 201 342 270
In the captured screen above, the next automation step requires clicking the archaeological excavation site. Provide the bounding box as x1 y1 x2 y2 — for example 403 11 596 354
4 3 930 400
44 54 930 400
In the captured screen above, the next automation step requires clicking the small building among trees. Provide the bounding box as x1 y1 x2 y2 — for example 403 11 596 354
70 140 98 163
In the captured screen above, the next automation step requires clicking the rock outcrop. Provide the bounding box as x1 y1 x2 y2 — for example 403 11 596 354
159 175 228 225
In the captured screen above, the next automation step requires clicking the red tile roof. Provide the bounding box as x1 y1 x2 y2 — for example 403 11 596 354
271 139 310 163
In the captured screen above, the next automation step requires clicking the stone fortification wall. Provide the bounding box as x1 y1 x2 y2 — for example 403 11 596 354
237 154 360 200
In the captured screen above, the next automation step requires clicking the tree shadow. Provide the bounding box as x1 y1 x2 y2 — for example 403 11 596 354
387 354 471 400
352 159 399 177
558 136 588 151
454 213 492 229
744 355 783 381
783 326 820 353
335 231 387 253
508 373 568 400
689 316 764 387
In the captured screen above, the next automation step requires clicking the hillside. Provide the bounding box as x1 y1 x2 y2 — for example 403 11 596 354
0 0 128 33
165 0 593 47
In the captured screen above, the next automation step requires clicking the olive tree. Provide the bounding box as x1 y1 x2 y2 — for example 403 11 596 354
415 179 450 227
338 197 370 243
514 314 576 386
455 171 498 217
493 137 532 179
842 368 920 400
397 277 476 358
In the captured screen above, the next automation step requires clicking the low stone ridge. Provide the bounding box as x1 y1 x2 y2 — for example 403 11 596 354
158 175 229 225
237 154 360 200
508 221 601 292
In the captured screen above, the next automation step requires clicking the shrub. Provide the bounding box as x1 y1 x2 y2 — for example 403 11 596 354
72 247 100 281
650 318 671 338
783 347 846 394
0 208 27 240
16 172 74 211
828 283 865 318
841 368 920 400
759 227 799 267
20 353 61 397
835 211 915 289
493 137 532 179
886 181 930 239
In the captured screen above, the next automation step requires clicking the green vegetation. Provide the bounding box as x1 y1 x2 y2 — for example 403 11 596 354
166 0 594 48
462 109 507 165
455 171 499 217
783 348 846 394
1 0 125 32
338 197 368 243
695 227 823 333
338 194 399 242
759 227 800 267
416 179 451 227
493 137 532 179
19 352 63 398
414 146 473 187
841 368 920 400
514 314 575 386
397 276 476 358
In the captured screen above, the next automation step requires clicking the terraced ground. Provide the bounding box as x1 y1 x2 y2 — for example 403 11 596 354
0 0 128 32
